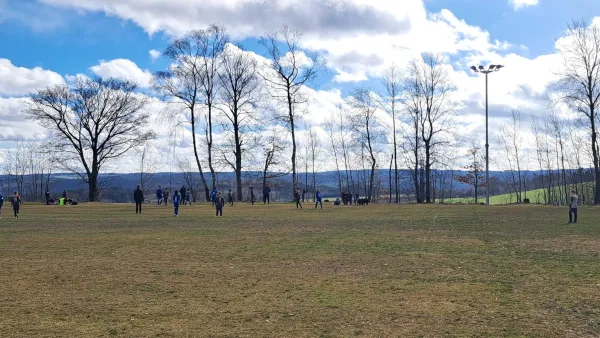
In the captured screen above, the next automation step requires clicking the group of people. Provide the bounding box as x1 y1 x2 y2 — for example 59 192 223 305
339 191 360 206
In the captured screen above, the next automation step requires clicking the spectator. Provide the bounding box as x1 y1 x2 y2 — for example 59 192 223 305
134 185 144 214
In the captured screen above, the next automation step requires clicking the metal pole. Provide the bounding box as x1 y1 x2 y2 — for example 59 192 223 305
485 72 490 206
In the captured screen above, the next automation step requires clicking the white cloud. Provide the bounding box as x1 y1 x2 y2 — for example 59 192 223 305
149 49 161 61
509 0 539 11
0 59 64 96
90 59 153 88
0 97 48 141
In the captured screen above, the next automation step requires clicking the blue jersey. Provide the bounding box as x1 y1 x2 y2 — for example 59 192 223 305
316 191 323 201
211 189 217 200
173 194 181 205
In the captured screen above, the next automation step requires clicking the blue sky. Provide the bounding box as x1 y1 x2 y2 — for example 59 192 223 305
1 0 598 77
0 0 599 171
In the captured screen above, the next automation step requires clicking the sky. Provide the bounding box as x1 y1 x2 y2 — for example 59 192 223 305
1 0 600 173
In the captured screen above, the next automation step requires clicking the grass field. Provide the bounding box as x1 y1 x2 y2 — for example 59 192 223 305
1 202 599 337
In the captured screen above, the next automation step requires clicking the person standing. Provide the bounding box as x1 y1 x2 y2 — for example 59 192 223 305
215 191 225 217
0 191 3 219
156 186 163 205
569 190 579 224
302 187 307 203
164 188 169 206
227 189 234 207
295 187 303 209
185 189 192 206
354 193 359 206
134 185 144 214
250 186 255 205
12 192 21 218
45 188 51 205
315 189 323 209
173 190 181 217
263 185 271 204
62 190 67 199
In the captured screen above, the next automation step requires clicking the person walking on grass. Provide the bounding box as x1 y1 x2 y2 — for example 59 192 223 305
134 185 144 214
173 190 181 217
228 189 234 207
295 187 303 209
315 189 323 209
569 190 579 224
12 191 21 218
0 192 4 219
156 186 163 205
164 188 169 207
215 191 225 217
250 186 255 205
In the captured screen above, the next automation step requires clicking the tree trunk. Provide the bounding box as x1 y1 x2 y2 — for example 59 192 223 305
425 142 431 203
191 109 210 201
288 90 297 198
234 113 243 201
388 154 393 203
591 114 600 204
207 102 217 191
88 171 99 202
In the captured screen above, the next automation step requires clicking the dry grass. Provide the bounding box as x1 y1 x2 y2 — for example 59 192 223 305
0 202 599 337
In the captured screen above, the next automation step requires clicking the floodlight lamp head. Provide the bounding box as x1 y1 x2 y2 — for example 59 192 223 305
470 66 478 72
495 65 504 71
488 64 496 70
478 65 484 70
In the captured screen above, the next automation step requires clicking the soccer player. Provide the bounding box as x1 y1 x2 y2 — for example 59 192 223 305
315 189 323 209
134 185 144 214
228 189 234 207
295 187 303 209
173 190 181 217
156 186 163 205
12 191 21 218
569 190 579 224
215 191 225 217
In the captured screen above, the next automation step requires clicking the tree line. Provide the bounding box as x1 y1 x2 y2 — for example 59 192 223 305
2 20 599 205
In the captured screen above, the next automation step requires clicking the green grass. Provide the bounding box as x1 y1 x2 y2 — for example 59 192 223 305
453 182 595 205
1 202 599 337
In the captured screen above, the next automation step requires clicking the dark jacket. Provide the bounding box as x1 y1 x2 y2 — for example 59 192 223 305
263 186 271 196
215 196 225 208
134 188 144 202
12 196 21 209
295 190 301 200
173 193 181 206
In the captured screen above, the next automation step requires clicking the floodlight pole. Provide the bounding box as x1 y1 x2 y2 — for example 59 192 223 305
485 72 489 207
471 64 503 206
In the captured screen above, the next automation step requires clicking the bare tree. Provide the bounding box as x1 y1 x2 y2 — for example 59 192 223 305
498 109 525 202
261 133 287 190
381 65 403 203
455 145 486 203
553 19 600 204
259 25 322 198
349 87 380 201
179 158 201 202
136 142 161 199
217 44 261 200
27 77 154 202
153 25 228 201
307 126 321 198
324 117 344 195
405 53 458 203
